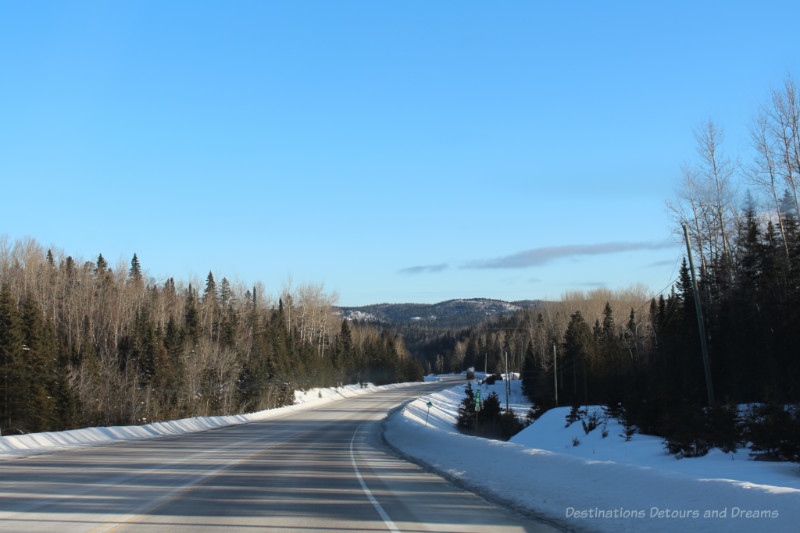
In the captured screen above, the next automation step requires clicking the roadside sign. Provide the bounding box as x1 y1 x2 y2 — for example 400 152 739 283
425 400 433 426
475 390 482 411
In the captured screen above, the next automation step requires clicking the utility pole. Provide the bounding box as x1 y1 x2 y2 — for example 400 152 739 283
553 342 558 407
504 350 510 412
683 224 715 406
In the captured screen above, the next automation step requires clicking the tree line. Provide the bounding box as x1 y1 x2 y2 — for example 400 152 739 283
405 286 650 380
0 239 422 435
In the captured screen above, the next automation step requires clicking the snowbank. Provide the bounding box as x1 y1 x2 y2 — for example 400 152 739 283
0 382 407 458
384 379 800 533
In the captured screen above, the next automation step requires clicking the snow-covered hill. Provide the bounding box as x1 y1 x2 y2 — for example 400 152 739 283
338 298 541 328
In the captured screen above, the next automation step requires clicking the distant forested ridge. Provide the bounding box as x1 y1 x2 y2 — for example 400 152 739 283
339 298 543 374
0 239 422 435
338 298 541 329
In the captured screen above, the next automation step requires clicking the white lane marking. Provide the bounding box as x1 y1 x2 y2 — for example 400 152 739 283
350 424 400 533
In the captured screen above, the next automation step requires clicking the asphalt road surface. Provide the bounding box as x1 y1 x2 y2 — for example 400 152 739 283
0 380 561 532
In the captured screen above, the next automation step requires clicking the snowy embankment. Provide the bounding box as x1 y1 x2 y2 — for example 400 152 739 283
384 376 800 533
0 382 407 458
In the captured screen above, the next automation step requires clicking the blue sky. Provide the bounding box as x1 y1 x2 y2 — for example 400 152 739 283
2 1 799 306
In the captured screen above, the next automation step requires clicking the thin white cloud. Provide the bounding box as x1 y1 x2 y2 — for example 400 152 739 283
465 241 676 269
398 263 449 275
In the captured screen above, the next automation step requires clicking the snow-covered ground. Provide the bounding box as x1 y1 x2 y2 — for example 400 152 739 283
384 375 800 532
0 383 406 458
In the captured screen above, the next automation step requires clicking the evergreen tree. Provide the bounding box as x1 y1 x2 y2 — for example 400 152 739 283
335 320 354 375
456 382 477 431
601 302 615 337
19 295 56 432
402 356 424 383
220 305 239 349
220 277 232 306
132 309 157 384
129 253 143 283
157 316 182 417
95 253 108 275
184 284 200 346
479 391 502 430
204 271 217 304
562 311 592 406
0 286 24 434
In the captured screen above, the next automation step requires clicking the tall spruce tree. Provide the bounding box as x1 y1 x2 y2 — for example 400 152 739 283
562 311 592 406
95 253 108 275
129 253 143 283
204 272 217 304
184 284 200 346
19 294 56 432
0 285 24 434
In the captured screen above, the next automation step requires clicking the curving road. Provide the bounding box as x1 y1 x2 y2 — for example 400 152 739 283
0 380 560 532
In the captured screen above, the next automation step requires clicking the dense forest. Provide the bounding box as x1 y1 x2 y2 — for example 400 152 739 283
0 242 422 435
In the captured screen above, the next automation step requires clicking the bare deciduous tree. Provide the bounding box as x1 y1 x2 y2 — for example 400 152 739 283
750 110 791 261
768 77 800 215
668 119 739 273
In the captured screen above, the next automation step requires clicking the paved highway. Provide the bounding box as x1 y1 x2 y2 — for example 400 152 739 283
0 380 560 532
